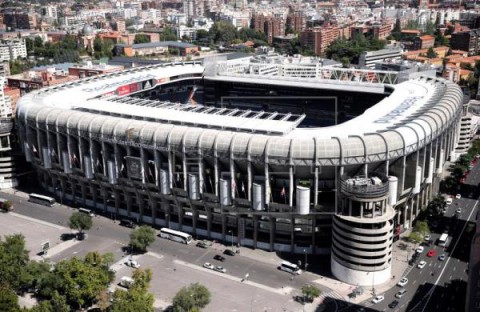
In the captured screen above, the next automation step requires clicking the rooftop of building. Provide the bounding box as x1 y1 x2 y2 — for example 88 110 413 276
116 41 197 49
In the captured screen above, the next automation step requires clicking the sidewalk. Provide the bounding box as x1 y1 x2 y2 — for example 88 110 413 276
210 234 415 311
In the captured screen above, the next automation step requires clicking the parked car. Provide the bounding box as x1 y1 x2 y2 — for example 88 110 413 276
417 260 427 269
397 277 408 287
427 249 436 257
213 255 225 262
424 234 431 241
203 262 214 269
371 295 385 304
455 194 461 199
223 249 236 256
416 246 424 253
119 219 136 228
395 289 408 299
196 241 212 249
439 254 446 261
124 259 140 268
456 208 462 214
389 300 399 309
214 266 226 273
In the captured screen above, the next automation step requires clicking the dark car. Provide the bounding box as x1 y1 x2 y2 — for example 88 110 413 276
223 249 236 256
213 255 225 262
389 300 399 309
119 219 136 228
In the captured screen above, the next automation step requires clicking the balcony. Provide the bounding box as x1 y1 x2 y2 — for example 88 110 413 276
340 174 389 199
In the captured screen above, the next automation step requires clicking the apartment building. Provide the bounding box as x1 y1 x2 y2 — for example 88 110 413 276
0 39 27 62
253 14 286 44
359 47 403 69
287 11 306 33
300 26 339 55
451 30 480 54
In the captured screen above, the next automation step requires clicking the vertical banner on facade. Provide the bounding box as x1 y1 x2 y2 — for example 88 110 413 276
125 156 143 180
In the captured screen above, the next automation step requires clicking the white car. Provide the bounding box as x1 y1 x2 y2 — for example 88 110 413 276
214 266 226 273
124 259 140 268
203 262 214 270
397 277 408 287
456 208 462 214
424 234 431 241
371 295 385 304
456 194 461 199
417 260 427 269
416 246 424 253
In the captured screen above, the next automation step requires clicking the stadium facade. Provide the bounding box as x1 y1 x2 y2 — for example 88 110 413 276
16 57 463 286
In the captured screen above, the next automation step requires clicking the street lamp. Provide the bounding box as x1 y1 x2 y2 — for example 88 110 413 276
303 249 308 272
228 230 234 249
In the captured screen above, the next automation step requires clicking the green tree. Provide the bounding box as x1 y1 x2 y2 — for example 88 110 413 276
25 260 51 292
426 47 438 58
408 231 423 245
427 195 446 216
172 283 211 312
209 21 238 45
0 234 31 291
301 284 321 302
195 29 209 42
134 34 150 44
129 226 156 253
68 212 93 236
424 21 436 35
160 26 178 41
42 257 112 309
2 200 12 212
102 252 115 268
49 291 70 312
110 269 154 312
0 284 19 312
29 301 53 312
413 220 430 237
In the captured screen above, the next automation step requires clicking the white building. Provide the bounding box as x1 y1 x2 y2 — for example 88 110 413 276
41 5 58 21
359 48 403 69
0 39 27 62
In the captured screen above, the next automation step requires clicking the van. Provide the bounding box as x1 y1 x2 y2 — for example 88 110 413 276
78 208 94 217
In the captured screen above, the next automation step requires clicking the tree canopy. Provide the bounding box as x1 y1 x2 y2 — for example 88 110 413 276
172 283 211 311
0 234 32 291
301 284 321 301
38 256 113 309
129 225 156 253
134 34 150 44
109 269 155 312
325 34 386 65
68 212 93 234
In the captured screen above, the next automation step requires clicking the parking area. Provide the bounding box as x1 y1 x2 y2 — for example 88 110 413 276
0 212 71 259
110 251 304 312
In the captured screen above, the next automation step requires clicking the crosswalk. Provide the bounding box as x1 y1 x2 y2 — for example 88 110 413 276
318 290 344 303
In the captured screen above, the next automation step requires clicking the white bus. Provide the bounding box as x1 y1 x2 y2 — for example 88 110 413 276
28 193 56 207
159 228 193 244
438 233 449 247
279 261 302 275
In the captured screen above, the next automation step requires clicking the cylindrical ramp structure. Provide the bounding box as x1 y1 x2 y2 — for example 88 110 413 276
188 173 200 200
426 157 434 184
42 147 51 169
62 151 72 174
84 155 93 179
160 169 171 195
107 160 117 185
388 176 398 206
252 183 265 211
219 179 232 206
296 185 310 215
413 166 422 194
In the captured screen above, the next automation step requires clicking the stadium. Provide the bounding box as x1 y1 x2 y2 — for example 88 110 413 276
16 55 463 286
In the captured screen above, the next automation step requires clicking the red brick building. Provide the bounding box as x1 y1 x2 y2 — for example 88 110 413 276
253 14 286 44
412 35 435 50
287 11 306 33
300 26 339 55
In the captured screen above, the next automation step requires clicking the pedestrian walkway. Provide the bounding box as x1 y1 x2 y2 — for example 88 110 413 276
31 239 80 262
